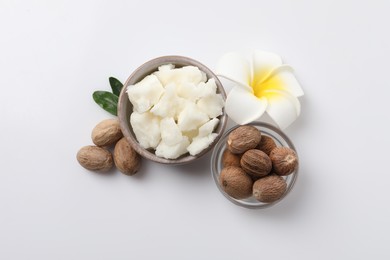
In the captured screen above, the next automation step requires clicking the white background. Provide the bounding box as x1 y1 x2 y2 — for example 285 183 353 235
1 0 389 259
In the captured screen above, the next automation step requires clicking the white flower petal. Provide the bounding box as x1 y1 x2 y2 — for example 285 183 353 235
252 50 283 86
225 87 268 125
264 89 301 129
216 52 252 91
270 65 304 97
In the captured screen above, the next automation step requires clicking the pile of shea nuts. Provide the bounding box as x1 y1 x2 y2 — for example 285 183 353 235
77 119 141 175
220 125 298 203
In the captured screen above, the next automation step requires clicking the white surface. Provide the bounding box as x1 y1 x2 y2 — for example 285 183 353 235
1 0 390 259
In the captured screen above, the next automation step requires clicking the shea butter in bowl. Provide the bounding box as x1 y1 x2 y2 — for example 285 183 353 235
210 122 298 209
118 56 227 165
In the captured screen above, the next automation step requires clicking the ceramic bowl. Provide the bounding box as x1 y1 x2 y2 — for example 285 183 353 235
118 56 227 165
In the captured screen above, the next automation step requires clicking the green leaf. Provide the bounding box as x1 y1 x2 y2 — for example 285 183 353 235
92 91 118 116
109 77 123 96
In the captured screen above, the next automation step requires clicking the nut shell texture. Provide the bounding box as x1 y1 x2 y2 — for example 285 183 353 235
114 137 142 176
92 119 123 147
240 149 272 179
253 175 287 203
256 135 277 155
77 145 113 171
270 147 298 176
219 166 253 199
222 149 241 168
227 125 261 154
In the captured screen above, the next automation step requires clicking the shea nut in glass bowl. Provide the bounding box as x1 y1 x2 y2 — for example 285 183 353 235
211 122 299 209
118 56 228 165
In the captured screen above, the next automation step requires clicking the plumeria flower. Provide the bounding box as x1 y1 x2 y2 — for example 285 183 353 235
216 50 304 129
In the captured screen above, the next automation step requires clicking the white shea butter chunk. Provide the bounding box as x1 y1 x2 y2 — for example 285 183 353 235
182 129 199 141
177 102 209 132
150 83 183 118
181 66 207 85
127 75 164 113
128 63 225 159
197 93 224 118
187 133 218 156
186 119 219 156
130 111 161 149
198 118 219 137
158 64 175 71
176 78 218 102
154 65 205 86
155 136 190 159
160 117 183 146
176 82 202 102
197 78 218 98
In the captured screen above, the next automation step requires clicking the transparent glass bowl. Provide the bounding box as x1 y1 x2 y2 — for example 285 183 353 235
210 122 299 209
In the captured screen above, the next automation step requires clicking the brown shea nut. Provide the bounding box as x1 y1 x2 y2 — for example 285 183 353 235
77 145 113 171
256 135 277 155
270 147 298 176
91 119 123 147
222 149 241 168
253 175 287 203
219 166 253 199
114 137 141 176
227 125 261 154
240 149 272 179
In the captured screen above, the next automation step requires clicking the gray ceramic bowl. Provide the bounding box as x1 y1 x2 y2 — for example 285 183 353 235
118 56 228 165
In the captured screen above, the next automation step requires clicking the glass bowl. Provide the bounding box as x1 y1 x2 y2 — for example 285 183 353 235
210 122 299 209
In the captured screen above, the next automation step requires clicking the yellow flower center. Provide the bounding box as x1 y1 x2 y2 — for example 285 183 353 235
253 74 285 99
